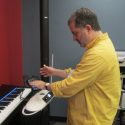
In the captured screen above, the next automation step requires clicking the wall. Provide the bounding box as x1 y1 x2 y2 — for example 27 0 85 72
22 0 40 78
0 0 23 86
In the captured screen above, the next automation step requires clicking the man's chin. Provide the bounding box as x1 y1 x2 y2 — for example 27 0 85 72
80 44 85 48
77 41 85 48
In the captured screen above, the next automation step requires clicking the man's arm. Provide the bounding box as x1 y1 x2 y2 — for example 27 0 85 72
40 65 69 78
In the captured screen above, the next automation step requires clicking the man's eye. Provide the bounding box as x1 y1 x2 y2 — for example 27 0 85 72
73 32 77 35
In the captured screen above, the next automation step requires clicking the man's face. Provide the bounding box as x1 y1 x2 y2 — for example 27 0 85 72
69 21 89 48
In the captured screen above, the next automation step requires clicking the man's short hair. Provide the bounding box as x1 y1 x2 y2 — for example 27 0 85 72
68 7 101 31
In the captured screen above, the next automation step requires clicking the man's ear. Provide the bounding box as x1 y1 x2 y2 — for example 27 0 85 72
85 24 92 32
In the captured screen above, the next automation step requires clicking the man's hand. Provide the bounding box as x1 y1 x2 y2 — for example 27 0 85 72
29 80 46 89
40 64 68 78
40 65 55 77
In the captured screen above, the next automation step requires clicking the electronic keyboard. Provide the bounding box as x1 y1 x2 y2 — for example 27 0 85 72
0 85 31 124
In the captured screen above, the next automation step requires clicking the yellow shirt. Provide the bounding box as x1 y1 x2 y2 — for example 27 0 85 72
50 33 121 125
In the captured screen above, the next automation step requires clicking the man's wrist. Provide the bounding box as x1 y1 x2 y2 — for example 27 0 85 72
45 83 50 90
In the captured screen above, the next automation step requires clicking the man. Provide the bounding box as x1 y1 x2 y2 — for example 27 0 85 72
30 7 121 125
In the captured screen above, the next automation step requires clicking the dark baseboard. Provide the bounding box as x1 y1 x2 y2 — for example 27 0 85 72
49 116 67 122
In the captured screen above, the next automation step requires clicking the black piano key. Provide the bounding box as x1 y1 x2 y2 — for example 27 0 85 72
12 91 20 94
2 98 14 101
7 94 19 98
16 88 24 91
12 88 24 95
0 106 5 110
0 101 10 106
12 87 24 93
10 94 20 96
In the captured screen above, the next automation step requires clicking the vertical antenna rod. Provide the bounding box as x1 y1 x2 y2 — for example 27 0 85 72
50 53 54 83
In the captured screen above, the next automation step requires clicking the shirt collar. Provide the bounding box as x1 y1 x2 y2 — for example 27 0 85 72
85 32 109 49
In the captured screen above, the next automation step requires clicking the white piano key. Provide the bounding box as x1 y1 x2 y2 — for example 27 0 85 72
0 88 31 124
